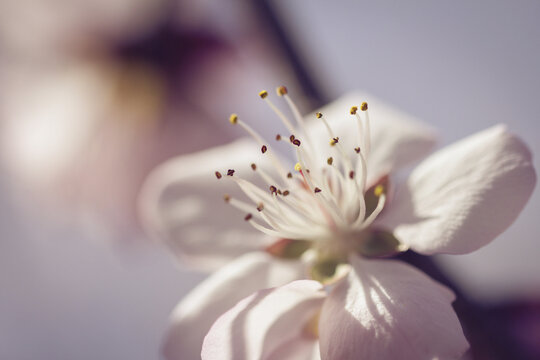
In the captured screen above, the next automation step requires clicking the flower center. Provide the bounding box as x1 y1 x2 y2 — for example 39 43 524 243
216 86 402 280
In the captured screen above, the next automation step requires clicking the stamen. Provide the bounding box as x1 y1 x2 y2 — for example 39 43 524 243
223 194 230 202
215 171 222 179
257 203 264 212
244 213 253 221
275 134 281 141
229 113 238 124
361 102 371 157
349 171 355 179
251 163 257 171
261 145 268 153
227 169 235 176
314 187 321 193
260 89 296 134
327 157 333 165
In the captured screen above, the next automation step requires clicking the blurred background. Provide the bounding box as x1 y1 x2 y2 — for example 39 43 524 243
0 0 539 359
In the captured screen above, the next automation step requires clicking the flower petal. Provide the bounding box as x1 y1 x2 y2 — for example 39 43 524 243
163 252 307 360
305 92 437 184
201 280 325 360
378 125 536 254
139 139 273 270
319 256 468 360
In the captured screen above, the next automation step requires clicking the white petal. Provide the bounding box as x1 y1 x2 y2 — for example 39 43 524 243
305 92 437 184
139 139 273 270
319 256 468 360
378 125 536 254
163 252 307 360
202 280 325 360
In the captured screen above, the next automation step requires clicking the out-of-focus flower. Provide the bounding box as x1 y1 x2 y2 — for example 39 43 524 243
140 91 536 359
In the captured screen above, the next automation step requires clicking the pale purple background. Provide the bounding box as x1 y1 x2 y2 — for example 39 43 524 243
1 1 539 359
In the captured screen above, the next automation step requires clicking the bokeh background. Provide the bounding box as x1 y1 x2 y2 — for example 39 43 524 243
1 1 539 359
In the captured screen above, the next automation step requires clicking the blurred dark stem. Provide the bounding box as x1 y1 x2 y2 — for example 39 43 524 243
257 1 538 359
254 1 328 109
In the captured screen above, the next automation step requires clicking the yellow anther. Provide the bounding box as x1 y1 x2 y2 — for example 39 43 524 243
294 163 302 172
259 90 268 99
350 106 358 115
360 102 368 111
229 113 238 124
316 112 323 119
374 184 384 197
276 85 288 96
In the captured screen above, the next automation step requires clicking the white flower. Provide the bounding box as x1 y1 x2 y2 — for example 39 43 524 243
140 90 536 360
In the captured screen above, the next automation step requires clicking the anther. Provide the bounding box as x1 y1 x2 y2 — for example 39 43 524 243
330 137 339 146
251 163 257 171
227 169 235 176
349 171 355 179
292 139 301 147
229 113 238 125
261 145 268 154
289 134 295 142
276 134 281 141
374 184 385 197
314 187 322 193
215 171 222 179
257 203 264 212
223 194 231 202
283 190 290 196
269 185 278 194
327 157 333 165
350 106 358 115
316 112 323 119
259 90 268 99
287 172 293 178
354 147 361 153
361 102 368 111
276 85 288 96
244 213 253 221
277 189 282 195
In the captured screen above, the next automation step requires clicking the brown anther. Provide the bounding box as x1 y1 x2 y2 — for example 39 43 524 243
223 194 231 202
316 112 323 119
250 163 257 171
289 134 296 142
283 190 290 196
360 102 368 111
349 171 355 179
327 157 333 165
314 187 321 193
306 169 310 173
277 85 288 96
292 139 301 147
269 185 277 194
227 169 235 176
259 90 268 99
257 203 264 212
277 189 282 195
261 145 268 154
244 213 253 221
276 134 281 141
287 172 293 178
215 171 222 179
354 147 361 153
350 106 358 115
